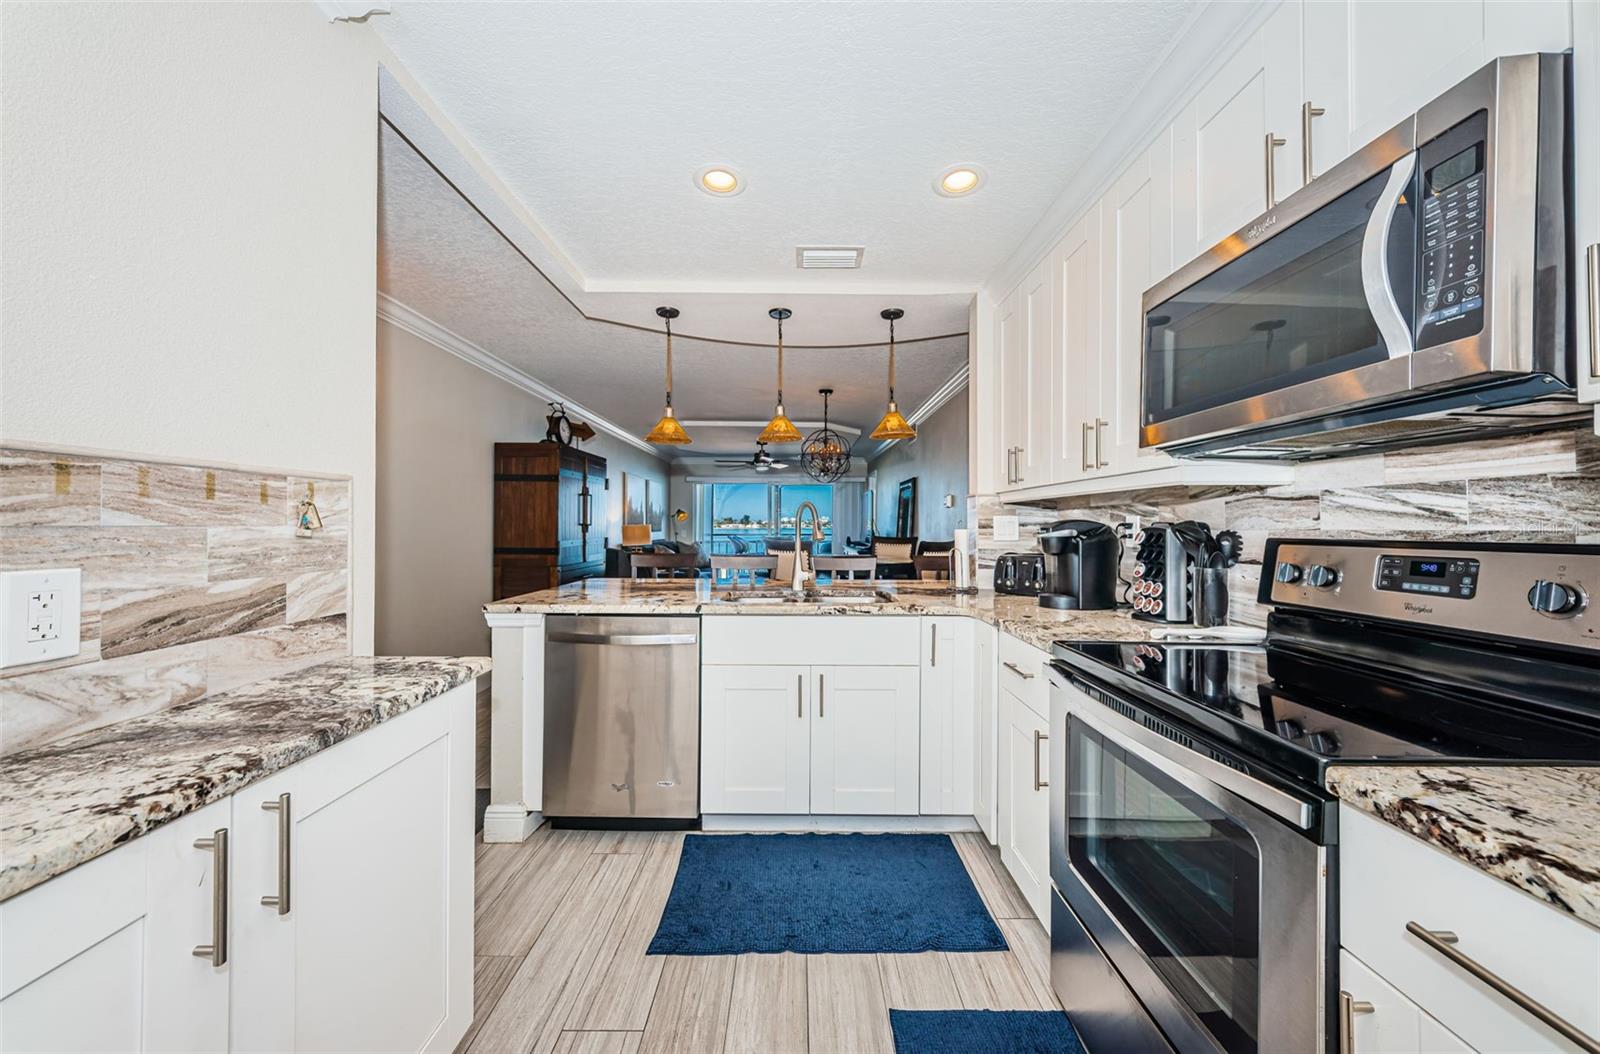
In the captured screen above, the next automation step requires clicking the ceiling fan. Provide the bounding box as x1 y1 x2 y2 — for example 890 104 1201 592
715 442 788 472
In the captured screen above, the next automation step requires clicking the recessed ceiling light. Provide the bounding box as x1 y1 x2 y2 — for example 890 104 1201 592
697 166 743 196
935 165 984 197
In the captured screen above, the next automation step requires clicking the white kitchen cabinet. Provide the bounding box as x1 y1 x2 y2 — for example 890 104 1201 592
702 662 919 817
812 665 921 815
1096 131 1175 476
1049 205 1101 484
1302 1 1570 180
1002 260 1052 490
231 684 475 1054
996 287 1024 487
1577 0 1600 405
0 799 230 1053
920 616 976 817
998 688 1050 928
702 664 812 814
1339 950 1479 1053
1172 0 1304 261
973 620 998 843
1341 805 1600 1053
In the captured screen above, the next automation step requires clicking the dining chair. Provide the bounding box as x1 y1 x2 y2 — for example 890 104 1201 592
813 555 878 581
709 554 779 585
630 552 699 579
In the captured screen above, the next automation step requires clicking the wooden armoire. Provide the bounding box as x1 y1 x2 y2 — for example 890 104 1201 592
492 442 607 599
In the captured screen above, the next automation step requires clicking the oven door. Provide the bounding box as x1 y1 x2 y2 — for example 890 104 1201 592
1141 130 1419 451
1048 668 1328 1054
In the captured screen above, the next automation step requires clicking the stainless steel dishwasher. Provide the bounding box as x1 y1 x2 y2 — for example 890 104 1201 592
543 614 700 825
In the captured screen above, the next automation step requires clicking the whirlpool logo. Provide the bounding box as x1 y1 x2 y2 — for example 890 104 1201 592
1247 214 1278 239
1403 601 1435 616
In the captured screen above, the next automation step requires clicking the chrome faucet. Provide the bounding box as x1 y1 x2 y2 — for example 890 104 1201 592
791 501 821 594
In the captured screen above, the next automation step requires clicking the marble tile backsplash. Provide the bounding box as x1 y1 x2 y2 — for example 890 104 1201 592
971 428 1600 627
0 447 351 754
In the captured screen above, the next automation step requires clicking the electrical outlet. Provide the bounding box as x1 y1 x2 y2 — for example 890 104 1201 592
2 568 81 669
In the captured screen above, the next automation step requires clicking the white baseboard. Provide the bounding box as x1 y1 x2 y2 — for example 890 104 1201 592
482 804 543 843
700 814 981 833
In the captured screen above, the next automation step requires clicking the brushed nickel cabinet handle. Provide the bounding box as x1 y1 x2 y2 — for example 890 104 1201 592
818 673 824 718
930 624 937 667
1302 101 1326 183
1002 661 1035 680
1081 422 1093 472
1338 991 1374 1054
1265 132 1287 208
1014 446 1023 483
1032 730 1048 790
1586 242 1599 379
192 828 228 966
260 793 291 915
1405 922 1600 1053
1095 419 1109 468
797 673 803 718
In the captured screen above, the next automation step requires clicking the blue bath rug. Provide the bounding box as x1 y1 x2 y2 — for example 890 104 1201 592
890 1010 1083 1054
646 833 1006 955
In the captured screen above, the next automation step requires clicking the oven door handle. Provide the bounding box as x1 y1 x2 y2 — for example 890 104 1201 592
1361 152 1417 361
1064 689 1316 831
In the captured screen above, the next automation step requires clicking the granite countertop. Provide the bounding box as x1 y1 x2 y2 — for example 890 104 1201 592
484 579 1162 651
0 655 490 902
1327 766 1600 930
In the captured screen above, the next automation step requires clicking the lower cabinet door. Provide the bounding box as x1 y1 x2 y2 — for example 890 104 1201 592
999 690 1050 925
0 798 230 1053
231 684 475 1053
701 664 811 814
811 665 920 815
1340 949 1423 1053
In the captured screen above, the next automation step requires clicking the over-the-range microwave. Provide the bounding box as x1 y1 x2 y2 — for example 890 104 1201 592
1141 53 1588 460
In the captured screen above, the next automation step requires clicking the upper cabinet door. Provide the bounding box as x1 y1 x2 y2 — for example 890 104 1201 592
1015 261 1052 488
1050 207 1102 483
1172 1 1304 261
1574 0 1600 404
1098 131 1175 475
996 289 1024 488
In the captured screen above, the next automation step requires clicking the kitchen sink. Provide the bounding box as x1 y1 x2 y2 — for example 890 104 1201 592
712 588 892 606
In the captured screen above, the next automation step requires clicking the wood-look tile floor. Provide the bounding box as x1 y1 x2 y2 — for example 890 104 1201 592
459 828 1059 1054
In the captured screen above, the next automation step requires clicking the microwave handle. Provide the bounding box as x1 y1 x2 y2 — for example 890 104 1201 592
1360 153 1417 361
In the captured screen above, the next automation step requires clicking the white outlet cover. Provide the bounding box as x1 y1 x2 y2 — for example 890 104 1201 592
992 515 1021 543
1 568 82 669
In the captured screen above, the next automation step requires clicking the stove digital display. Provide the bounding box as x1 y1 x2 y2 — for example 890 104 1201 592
1377 554 1479 599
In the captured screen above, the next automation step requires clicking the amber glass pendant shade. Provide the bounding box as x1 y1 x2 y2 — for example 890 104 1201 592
645 306 692 445
870 307 917 440
759 307 804 444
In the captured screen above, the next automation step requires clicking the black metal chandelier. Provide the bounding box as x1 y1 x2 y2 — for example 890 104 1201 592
801 388 852 483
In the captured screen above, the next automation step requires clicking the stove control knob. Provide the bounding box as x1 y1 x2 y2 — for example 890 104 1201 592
1306 564 1340 589
1528 580 1584 617
1275 562 1303 584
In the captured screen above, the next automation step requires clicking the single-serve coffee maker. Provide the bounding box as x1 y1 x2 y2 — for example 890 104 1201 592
1034 520 1118 610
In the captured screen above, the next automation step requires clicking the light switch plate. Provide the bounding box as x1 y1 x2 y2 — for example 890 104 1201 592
1 568 81 669
992 515 1020 543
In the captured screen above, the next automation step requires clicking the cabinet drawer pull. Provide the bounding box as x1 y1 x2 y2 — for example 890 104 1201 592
818 673 824 718
930 624 937 667
1094 419 1108 469
1337 991 1374 1054
1032 730 1048 790
1081 422 1093 472
1586 242 1598 379
192 828 228 966
260 793 291 915
1002 661 1035 680
1405 921 1600 1053
1265 131 1287 208
1014 446 1023 483
797 673 803 718
1301 101 1326 183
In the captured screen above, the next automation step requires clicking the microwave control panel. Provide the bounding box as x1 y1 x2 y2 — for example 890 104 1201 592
1415 112 1489 350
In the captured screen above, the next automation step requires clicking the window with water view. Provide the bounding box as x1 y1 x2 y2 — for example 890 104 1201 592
705 483 833 553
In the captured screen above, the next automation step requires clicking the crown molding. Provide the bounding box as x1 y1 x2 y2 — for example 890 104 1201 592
377 293 658 456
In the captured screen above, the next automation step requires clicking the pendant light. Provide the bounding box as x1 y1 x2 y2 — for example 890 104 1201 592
870 307 917 440
757 308 803 445
801 388 852 483
644 306 692 445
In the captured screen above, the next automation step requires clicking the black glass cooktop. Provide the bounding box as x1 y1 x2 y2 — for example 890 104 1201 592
1052 630 1600 786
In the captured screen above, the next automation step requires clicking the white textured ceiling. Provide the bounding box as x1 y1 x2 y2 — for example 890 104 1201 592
378 123 968 456
371 0 1197 299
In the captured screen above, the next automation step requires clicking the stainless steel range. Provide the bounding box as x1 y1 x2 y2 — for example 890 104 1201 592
1047 537 1600 1053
